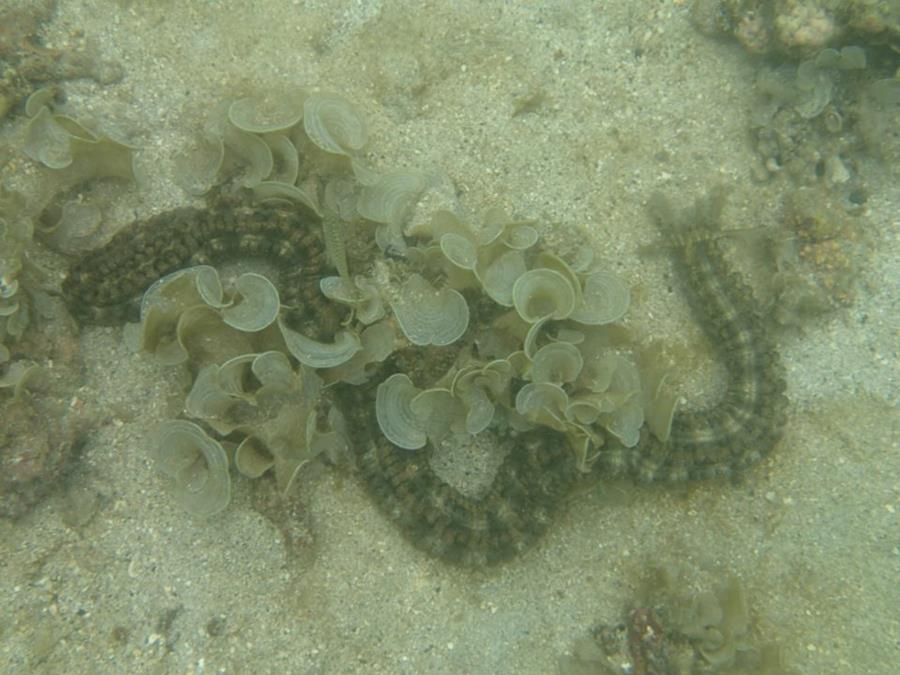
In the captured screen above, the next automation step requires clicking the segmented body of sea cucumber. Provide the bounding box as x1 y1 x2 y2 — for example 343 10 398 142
62 195 328 328
625 190 788 484
63 191 787 567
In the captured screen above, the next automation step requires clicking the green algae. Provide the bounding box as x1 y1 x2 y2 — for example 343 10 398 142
220 273 280 332
73 86 653 520
389 273 469 346
23 88 137 182
303 93 368 156
150 420 231 518
227 89 306 134
561 563 801 674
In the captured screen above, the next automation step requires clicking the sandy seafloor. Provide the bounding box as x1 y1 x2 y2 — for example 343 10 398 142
1 1 898 673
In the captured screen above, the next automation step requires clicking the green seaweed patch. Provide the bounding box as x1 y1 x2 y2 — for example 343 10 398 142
173 135 225 196
638 352 679 444
23 88 137 182
107 88 659 521
356 169 426 226
222 121 274 188
379 202 646 471
320 274 385 325
181 349 340 494
451 359 514 435
37 199 103 253
227 89 307 134
133 257 378 372
150 420 231 518
130 266 228 366
173 89 340 217
570 270 630 326
389 273 469 347
0 186 43 355
372 302 646 473
19 88 137 277
375 372 430 450
220 273 280 332
375 372 466 450
561 564 800 674
278 321 361 368
188 352 308 419
531 342 583 386
303 92 368 157
0 359 40 399
513 268 576 323
263 134 301 186
323 320 398 385
406 208 629 328
132 265 341 369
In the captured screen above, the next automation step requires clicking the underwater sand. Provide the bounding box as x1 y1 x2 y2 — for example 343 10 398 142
1 1 897 673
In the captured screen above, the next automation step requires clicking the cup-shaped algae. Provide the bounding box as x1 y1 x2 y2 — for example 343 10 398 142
303 93 368 156
375 373 428 450
570 271 630 326
512 268 576 323
389 274 469 347
150 420 231 517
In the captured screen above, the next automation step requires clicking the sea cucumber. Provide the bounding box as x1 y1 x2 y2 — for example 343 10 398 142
63 189 789 567
627 189 789 483
62 194 326 328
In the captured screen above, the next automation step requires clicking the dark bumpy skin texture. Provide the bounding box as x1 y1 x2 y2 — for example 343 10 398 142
625 190 788 484
337 382 584 567
63 195 326 327
62 192 788 567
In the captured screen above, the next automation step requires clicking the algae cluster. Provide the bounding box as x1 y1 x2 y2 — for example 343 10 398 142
769 185 870 325
0 184 55 398
686 0 900 201
1 84 137 517
130 263 353 513
746 45 897 325
1 88 137 382
83 87 669 516
377 206 652 472
0 186 32 374
750 44 899 188
691 3 898 329
560 565 800 674
691 2 899 186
